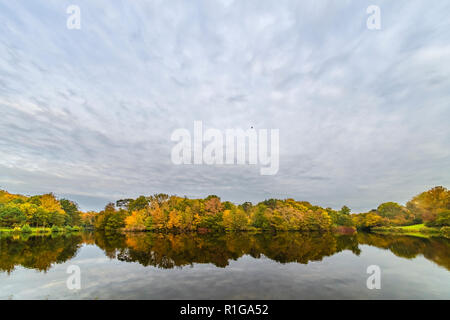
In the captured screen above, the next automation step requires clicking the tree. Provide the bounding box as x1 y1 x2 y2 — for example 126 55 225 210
204 196 223 215
0 205 26 227
363 212 385 228
34 207 51 228
150 193 169 206
41 194 64 213
28 195 42 206
336 212 354 227
233 207 249 230
180 207 194 231
94 203 117 230
125 209 148 231
19 202 39 225
148 204 166 230
167 209 182 229
303 210 332 231
251 206 270 230
221 209 234 231
116 198 133 209
60 199 81 226
340 205 351 215
270 209 287 231
80 211 96 228
407 186 450 224
41 194 66 226
426 210 450 227
262 199 277 209
105 211 126 231
128 196 149 212
377 202 402 218
241 202 253 213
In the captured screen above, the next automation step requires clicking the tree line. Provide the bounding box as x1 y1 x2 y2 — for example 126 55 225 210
0 186 449 232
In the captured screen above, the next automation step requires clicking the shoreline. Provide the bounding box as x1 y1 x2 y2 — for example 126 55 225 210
2 225 449 239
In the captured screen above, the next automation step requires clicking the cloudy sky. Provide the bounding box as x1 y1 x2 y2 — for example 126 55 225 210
0 0 449 212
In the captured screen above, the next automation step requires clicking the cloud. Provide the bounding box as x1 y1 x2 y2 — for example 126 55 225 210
0 0 449 211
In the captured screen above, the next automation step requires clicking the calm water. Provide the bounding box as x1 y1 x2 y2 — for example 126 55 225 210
0 231 449 299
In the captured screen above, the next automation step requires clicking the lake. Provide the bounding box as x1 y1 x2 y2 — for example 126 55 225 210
0 231 449 299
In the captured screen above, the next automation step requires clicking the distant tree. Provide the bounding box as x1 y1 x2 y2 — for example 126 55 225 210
251 206 270 230
377 202 403 218
167 209 182 229
426 210 450 227
128 196 149 212
80 211 96 228
147 204 166 230
241 202 253 213
150 194 169 206
407 186 450 224
204 196 223 215
0 205 26 227
116 198 133 210
363 212 385 229
60 199 81 226
233 207 249 230
105 210 126 231
125 209 148 231
262 199 277 209
221 209 234 231
336 213 354 227
28 195 42 206
340 205 351 215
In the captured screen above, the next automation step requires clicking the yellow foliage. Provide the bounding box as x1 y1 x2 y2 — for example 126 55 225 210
167 209 182 229
40 194 64 214
20 202 38 220
125 209 148 231
149 204 166 229
222 209 233 230
0 190 26 204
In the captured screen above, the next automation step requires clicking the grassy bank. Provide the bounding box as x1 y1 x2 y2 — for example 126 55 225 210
0 226 82 235
372 224 450 238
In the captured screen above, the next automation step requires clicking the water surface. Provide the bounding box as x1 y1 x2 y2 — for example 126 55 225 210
0 232 449 299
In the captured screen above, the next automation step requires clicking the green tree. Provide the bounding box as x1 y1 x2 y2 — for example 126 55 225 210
426 210 450 227
251 206 270 230
105 210 126 231
128 196 149 212
233 207 249 230
377 202 402 218
60 199 81 226
340 205 351 215
0 205 26 227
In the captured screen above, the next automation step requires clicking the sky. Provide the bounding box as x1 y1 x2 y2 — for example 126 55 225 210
0 0 449 212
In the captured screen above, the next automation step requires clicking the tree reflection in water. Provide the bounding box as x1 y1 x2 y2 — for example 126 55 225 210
0 231 448 273
0 233 83 273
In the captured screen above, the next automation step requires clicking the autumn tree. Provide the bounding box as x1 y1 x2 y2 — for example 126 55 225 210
167 209 182 230
407 186 450 224
147 203 166 230
125 209 148 231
